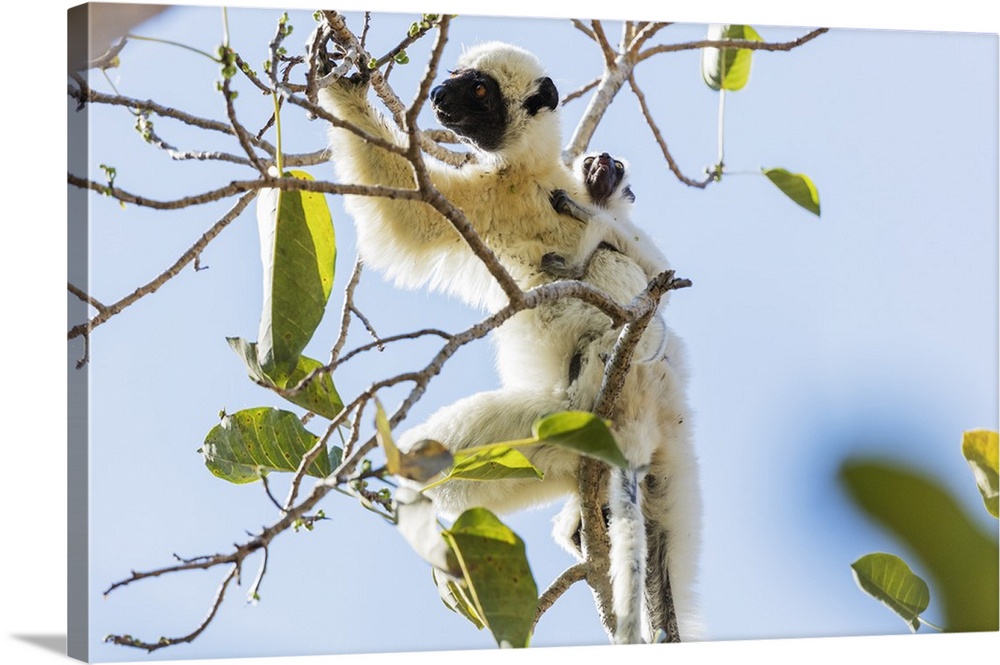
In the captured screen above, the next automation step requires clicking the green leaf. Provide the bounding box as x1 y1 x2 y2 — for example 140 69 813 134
840 459 999 631
448 446 543 482
255 170 336 380
850 552 931 632
701 24 762 92
200 407 330 483
762 167 821 216
328 445 343 470
442 509 537 648
227 337 343 419
962 429 999 518
533 411 628 469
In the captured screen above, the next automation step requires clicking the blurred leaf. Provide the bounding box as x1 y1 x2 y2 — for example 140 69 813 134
533 411 628 469
448 446 543 482
398 439 455 483
374 399 401 475
227 337 343 419
375 401 456 483
762 168 821 216
395 487 460 575
443 509 537 648
255 170 336 380
840 459 999 632
701 24 762 91
962 429 999 518
850 552 930 631
200 407 329 483
328 445 343 469
433 568 487 630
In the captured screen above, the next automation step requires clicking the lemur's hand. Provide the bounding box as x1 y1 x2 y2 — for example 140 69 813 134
549 189 572 216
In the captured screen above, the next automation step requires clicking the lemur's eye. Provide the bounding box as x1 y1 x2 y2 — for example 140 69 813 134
583 156 595 169
614 160 625 173
473 82 488 99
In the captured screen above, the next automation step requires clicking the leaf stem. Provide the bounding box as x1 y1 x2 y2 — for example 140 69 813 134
272 92 284 174
715 88 726 177
125 33 221 62
917 616 946 632
221 7 230 49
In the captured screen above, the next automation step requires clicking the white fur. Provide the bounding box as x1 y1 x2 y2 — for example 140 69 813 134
318 43 702 642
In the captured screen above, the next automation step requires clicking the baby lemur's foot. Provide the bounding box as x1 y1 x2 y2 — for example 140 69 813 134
541 252 583 280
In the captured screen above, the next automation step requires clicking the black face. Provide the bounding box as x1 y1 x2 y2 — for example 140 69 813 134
430 69 507 151
581 153 634 206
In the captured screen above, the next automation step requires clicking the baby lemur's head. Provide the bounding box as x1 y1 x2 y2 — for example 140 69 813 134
577 152 636 207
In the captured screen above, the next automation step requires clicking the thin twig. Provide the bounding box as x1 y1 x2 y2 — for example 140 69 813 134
637 28 829 63
67 282 108 313
106 563 240 652
222 77 269 176
628 22 670 53
561 77 601 106
628 74 715 189
350 305 383 349
260 474 283 511
333 330 452 369
67 173 423 211
571 19 596 42
329 258 365 365
247 545 268 604
69 82 277 158
67 192 255 340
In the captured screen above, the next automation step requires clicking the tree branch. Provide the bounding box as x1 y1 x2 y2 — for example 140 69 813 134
637 28 829 63
67 191 255 340
561 77 600 106
534 562 588 629
570 19 596 42
105 564 241 652
590 20 616 66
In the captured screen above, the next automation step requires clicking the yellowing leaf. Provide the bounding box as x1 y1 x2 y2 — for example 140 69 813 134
962 429 999 518
763 167 821 217
701 24 763 92
255 170 336 380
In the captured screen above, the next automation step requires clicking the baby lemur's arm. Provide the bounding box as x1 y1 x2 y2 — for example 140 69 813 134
544 152 634 280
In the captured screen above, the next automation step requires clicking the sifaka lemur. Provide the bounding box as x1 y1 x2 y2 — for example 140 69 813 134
317 40 701 642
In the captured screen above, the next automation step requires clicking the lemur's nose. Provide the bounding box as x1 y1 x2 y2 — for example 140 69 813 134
430 85 446 104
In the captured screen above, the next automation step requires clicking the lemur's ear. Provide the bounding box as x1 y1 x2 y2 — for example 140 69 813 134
622 186 636 203
523 76 559 116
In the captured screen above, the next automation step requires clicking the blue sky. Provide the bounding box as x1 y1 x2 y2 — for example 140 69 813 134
15 1 1000 664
